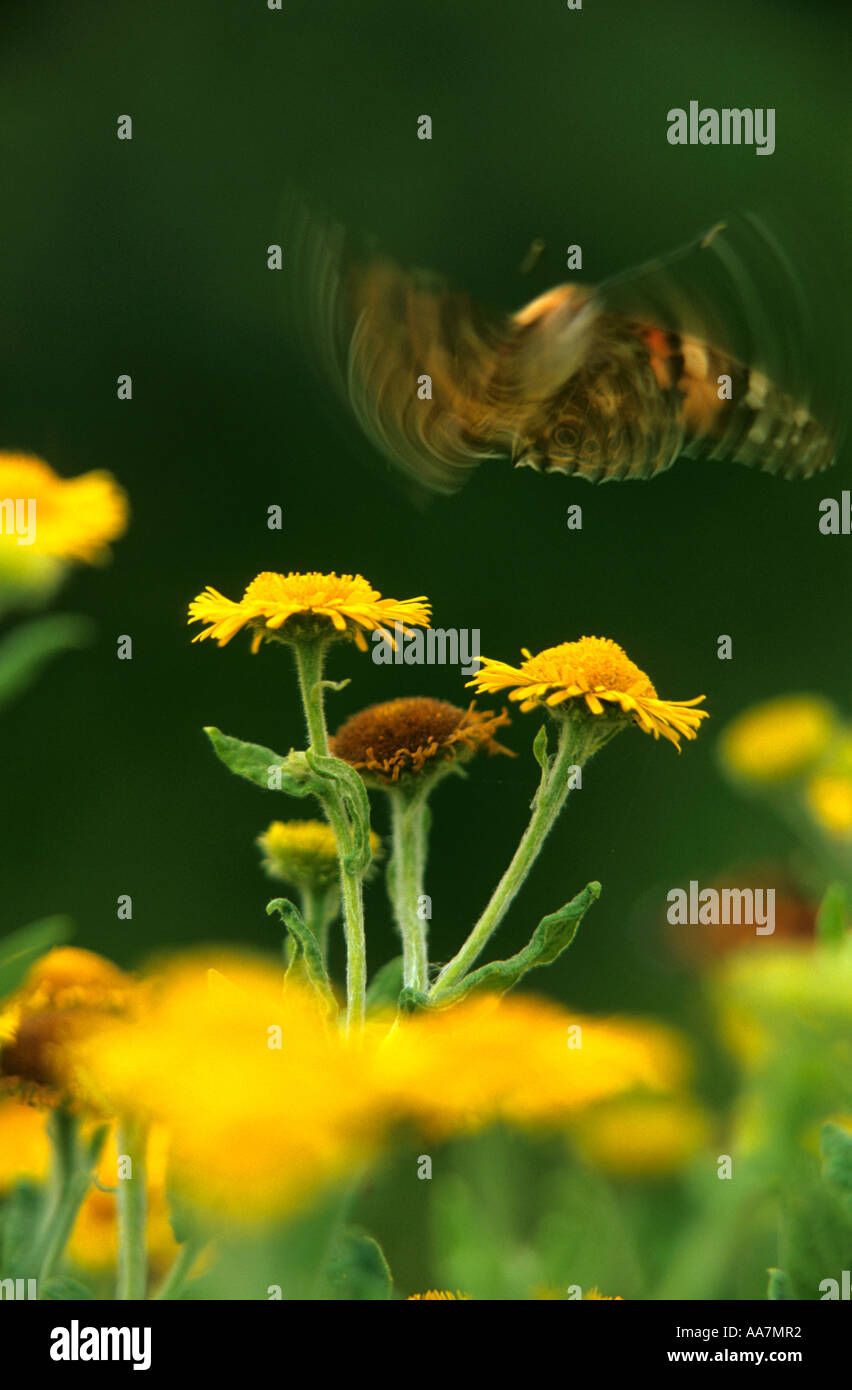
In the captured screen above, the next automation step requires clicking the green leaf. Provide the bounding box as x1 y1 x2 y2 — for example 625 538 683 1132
0 915 73 999
267 898 338 1013
820 1122 852 1216
432 881 602 1005
398 986 430 1013
0 614 94 713
816 883 849 947
41 1276 95 1300
365 956 404 1012
0 1180 43 1273
323 1226 392 1300
532 722 550 772
766 1267 794 1300
204 727 326 801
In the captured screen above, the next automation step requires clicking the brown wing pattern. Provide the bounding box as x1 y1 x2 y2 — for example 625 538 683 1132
286 203 837 491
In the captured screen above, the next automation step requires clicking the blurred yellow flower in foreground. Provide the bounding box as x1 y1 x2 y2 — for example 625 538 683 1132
188 571 431 654
470 636 707 749
719 694 836 783
0 948 136 1107
69 953 685 1222
0 454 127 600
373 995 688 1137
572 1095 712 1178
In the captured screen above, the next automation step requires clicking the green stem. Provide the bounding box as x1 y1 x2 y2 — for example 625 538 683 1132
36 1109 106 1288
300 884 339 965
387 786 430 992
431 717 608 997
116 1118 148 1300
153 1234 206 1300
293 639 367 1033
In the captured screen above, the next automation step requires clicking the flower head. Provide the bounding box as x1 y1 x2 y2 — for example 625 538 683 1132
0 948 136 1107
188 570 431 654
331 697 513 785
258 819 381 890
469 636 707 749
0 454 128 604
806 770 852 842
572 1095 712 1178
719 695 836 783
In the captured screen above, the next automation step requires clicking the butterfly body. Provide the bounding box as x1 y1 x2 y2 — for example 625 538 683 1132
287 204 838 493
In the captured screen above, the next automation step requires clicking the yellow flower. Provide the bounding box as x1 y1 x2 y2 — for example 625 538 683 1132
406 1290 472 1300
0 1095 50 1187
188 570 431 654
71 953 386 1221
719 695 836 783
331 697 513 785
258 819 381 890
572 1096 712 1178
469 636 707 749
806 770 852 841
585 1288 624 1300
373 994 687 1136
0 454 127 599
0 948 136 1107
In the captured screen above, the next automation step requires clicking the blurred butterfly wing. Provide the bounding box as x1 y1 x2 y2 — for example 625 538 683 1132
593 213 837 480
283 197 511 495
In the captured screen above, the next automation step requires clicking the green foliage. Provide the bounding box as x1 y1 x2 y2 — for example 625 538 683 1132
0 614 93 713
365 956 404 1011
815 883 849 947
433 882 601 1005
322 1226 392 1300
41 1276 95 1299
267 897 337 1013
0 915 72 998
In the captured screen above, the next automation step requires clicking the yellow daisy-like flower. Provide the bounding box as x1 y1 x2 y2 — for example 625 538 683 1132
719 694 836 783
406 1290 472 1300
258 819 382 890
584 1288 624 1300
0 453 127 569
469 636 707 749
806 770 852 841
188 570 431 654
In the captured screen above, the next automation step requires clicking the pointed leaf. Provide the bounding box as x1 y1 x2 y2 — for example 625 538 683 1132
432 881 602 1005
204 727 323 799
323 1226 392 1300
0 916 73 999
0 614 94 713
820 1122 852 1216
532 722 550 772
365 956 404 1012
267 898 337 1014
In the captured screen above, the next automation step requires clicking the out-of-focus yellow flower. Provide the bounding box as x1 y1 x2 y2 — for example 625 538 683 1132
257 819 381 891
406 1290 472 1300
0 948 136 1108
585 1288 623 1300
806 770 852 841
572 1096 712 1177
719 695 836 783
470 637 707 749
71 954 385 1221
188 571 431 654
0 1095 50 1187
0 454 127 602
373 994 688 1137
68 952 688 1224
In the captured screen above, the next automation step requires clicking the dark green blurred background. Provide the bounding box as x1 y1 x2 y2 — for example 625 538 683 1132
1 0 849 1028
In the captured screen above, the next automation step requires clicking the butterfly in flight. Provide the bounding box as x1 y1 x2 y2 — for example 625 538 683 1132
284 203 838 495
